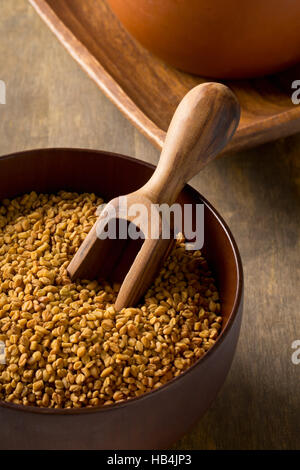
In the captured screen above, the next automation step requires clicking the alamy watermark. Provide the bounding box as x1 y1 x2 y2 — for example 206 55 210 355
0 340 5 365
291 80 300 105
291 340 300 365
96 197 204 250
0 80 6 104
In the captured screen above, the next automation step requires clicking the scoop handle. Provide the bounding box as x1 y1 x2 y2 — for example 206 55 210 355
142 82 240 204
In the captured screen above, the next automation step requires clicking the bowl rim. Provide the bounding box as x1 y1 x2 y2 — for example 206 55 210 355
0 147 243 415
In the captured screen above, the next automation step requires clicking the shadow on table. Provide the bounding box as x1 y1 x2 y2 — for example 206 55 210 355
174 134 300 450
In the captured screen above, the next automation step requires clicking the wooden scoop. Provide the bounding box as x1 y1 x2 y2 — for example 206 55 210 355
67 82 240 310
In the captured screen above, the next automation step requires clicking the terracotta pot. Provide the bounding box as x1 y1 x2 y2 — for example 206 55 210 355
0 148 243 449
107 0 300 79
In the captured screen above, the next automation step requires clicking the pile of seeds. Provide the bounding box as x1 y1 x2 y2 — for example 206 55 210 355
0 191 222 408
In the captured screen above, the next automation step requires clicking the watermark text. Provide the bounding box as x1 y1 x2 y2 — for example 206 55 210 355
0 341 6 365
96 197 204 250
0 80 6 104
291 339 300 365
291 80 300 105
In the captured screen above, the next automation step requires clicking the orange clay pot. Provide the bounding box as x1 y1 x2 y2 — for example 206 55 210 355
107 0 300 79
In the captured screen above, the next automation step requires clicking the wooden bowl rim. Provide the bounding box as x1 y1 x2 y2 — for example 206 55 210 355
0 148 243 415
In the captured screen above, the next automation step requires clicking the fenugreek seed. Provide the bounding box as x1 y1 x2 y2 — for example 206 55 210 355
174 358 185 370
73 361 82 371
163 325 173 335
47 354 56 363
35 325 48 335
15 382 23 395
101 319 114 331
1 371 10 382
31 351 42 363
123 366 130 378
33 380 44 392
81 328 92 338
30 341 39 351
154 306 168 316
90 366 98 378
101 366 113 378
113 391 123 401
18 353 27 367
70 393 79 403
0 191 221 410
51 339 60 353
76 374 85 385
43 370 50 381
55 380 64 389
77 346 86 358
127 324 137 337
199 330 209 338
42 393 49 407
85 360 95 369
135 341 143 353
10 335 19 344
35 370 43 381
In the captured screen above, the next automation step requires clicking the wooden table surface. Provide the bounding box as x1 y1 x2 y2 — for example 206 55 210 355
0 0 299 450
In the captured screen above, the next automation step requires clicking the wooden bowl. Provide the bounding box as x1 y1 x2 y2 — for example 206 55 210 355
0 148 243 449
107 0 300 79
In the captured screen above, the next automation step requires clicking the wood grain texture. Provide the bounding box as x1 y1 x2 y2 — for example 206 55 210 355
142 83 240 204
68 82 240 308
0 0 299 450
29 0 300 155
113 83 240 309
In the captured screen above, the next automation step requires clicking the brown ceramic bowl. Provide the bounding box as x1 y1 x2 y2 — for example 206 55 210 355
107 0 300 79
0 148 243 450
